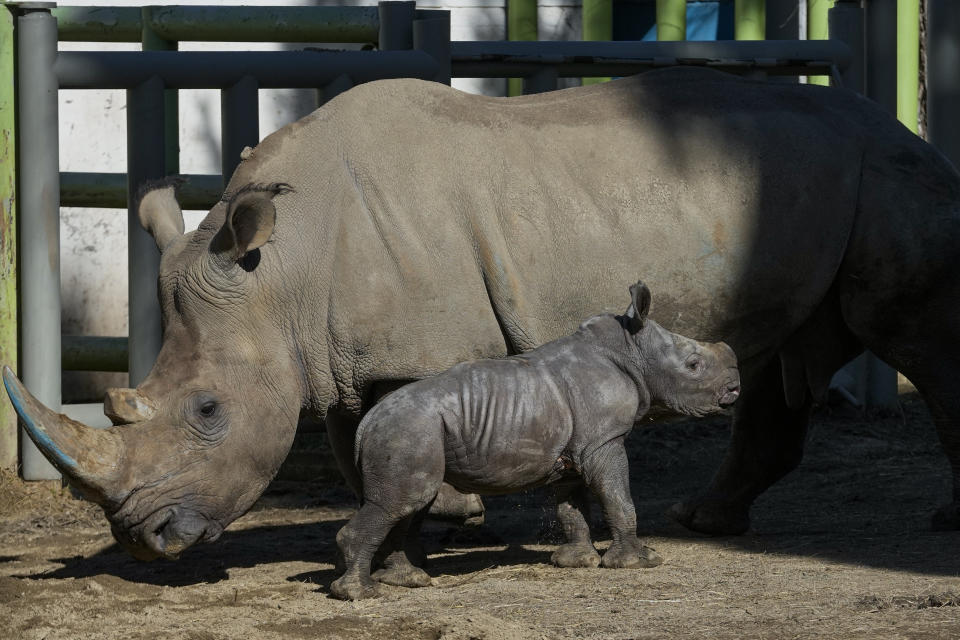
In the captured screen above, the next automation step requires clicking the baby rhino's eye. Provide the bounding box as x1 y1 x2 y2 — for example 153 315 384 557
685 355 704 373
199 401 217 417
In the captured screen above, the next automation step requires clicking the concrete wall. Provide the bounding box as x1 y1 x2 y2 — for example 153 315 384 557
58 0 583 402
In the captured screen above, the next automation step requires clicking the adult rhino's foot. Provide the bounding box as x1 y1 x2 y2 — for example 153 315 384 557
551 542 601 568
601 540 663 569
666 496 750 536
330 574 380 600
931 502 960 531
428 484 485 526
372 550 432 588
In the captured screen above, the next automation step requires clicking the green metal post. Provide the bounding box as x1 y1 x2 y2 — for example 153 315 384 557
897 0 919 134
808 0 834 85
735 0 766 40
0 4 16 470
507 0 537 97
656 0 686 41
142 7 178 174
582 0 612 86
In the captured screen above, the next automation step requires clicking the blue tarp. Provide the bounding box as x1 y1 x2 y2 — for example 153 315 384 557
613 1 736 42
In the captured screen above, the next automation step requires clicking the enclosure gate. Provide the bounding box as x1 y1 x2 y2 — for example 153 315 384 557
3 0 938 479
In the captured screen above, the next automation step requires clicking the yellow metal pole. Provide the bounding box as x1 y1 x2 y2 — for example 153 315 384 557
808 0 834 85
735 0 766 40
897 0 919 133
0 4 16 470
656 0 686 41
507 0 537 97
582 0 612 86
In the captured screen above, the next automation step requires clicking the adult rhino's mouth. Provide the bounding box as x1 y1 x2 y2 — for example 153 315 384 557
113 506 222 561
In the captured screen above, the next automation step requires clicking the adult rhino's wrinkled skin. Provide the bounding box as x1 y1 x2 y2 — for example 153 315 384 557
331 282 740 600
7 67 960 561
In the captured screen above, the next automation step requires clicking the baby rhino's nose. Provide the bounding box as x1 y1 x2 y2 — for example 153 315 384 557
719 381 740 407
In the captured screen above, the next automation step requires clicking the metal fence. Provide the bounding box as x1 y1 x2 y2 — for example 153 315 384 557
2 0 910 479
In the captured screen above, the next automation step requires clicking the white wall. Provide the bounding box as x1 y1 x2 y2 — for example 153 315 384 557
58 0 582 401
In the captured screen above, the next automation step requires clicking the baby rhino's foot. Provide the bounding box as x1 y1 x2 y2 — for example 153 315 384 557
330 575 380 600
601 540 663 569
372 563 432 588
552 542 601 568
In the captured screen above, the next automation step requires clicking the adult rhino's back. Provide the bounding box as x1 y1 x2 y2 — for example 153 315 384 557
291 71 883 357
224 68 906 375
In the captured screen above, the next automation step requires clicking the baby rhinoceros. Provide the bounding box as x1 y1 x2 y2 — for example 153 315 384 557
331 281 741 600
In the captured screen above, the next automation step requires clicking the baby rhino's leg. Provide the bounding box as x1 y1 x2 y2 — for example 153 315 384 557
331 414 445 600
551 480 601 568
582 438 662 569
373 505 433 588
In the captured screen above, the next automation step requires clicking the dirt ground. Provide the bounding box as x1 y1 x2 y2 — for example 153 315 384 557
2 388 960 640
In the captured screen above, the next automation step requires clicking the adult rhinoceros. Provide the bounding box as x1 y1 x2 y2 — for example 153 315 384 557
6 67 960 561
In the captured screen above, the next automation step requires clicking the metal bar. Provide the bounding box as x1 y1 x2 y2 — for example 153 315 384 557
927 0 960 166
736 0 767 40
865 0 897 114
54 5 380 44
149 5 379 44
126 76 166 387
451 39 852 61
220 76 259 187
808 0 835 85
766 0 802 40
451 39 851 77
507 0 537 97
60 172 222 210
0 4 16 470
453 60 842 77
62 336 128 372
319 74 354 107
53 6 141 42
657 0 686 41
55 50 441 89
523 67 557 94
142 7 179 176
17 6 60 480
582 0 613 85
829 1 865 93
897 0 920 133
379 0 415 51
413 12 451 85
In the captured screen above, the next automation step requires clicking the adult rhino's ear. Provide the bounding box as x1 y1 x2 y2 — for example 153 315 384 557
211 183 293 262
624 281 651 334
137 177 186 253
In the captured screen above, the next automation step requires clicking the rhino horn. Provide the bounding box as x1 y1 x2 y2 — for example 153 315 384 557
2 366 125 505
104 387 157 425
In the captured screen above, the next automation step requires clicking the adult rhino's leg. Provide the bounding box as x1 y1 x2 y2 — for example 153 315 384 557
668 356 811 535
910 374 960 530
325 409 363 498
429 483 485 526
851 319 960 529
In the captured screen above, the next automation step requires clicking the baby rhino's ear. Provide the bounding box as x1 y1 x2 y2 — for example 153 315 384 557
624 281 651 334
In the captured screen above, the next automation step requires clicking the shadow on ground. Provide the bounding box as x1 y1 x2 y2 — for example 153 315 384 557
13 392 960 588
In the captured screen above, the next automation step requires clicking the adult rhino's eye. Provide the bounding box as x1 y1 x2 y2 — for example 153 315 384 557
186 395 227 443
